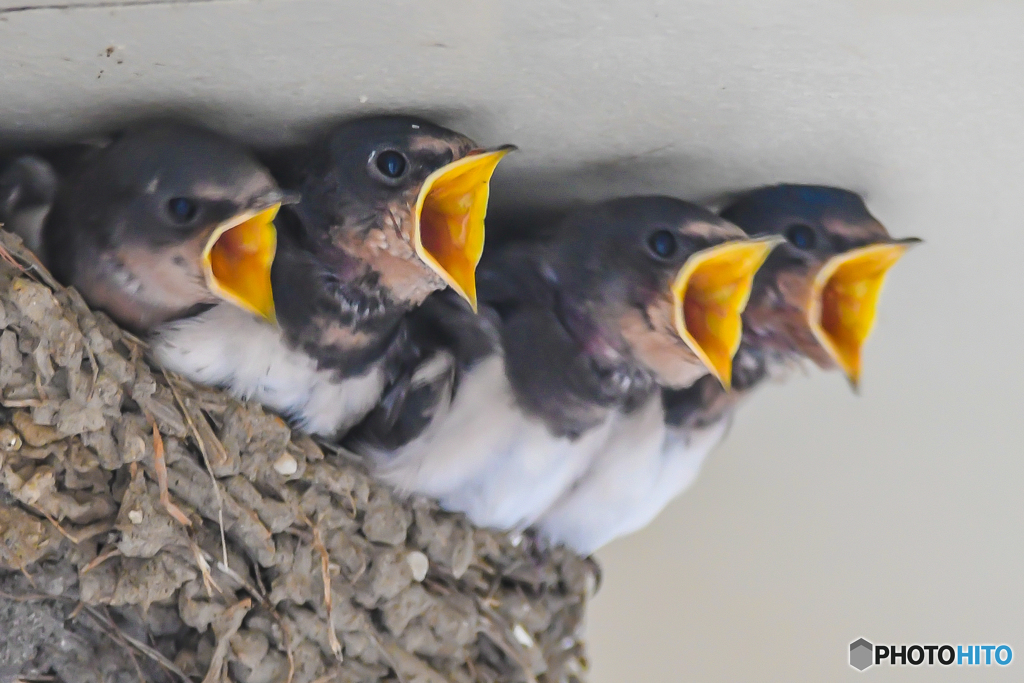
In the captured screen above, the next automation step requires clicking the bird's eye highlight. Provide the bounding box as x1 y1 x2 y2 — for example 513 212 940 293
785 224 817 249
375 150 408 179
647 230 678 259
166 197 198 224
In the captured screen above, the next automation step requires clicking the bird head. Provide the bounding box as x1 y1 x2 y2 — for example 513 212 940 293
44 123 286 332
298 116 513 311
44 126 286 335
721 184 919 388
537 197 779 390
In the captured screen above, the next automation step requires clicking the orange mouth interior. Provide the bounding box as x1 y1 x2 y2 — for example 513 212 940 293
413 146 515 311
672 237 782 388
808 240 917 388
201 204 279 323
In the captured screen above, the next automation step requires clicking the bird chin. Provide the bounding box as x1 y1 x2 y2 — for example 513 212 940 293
412 145 516 312
201 203 280 324
806 238 919 389
671 236 783 389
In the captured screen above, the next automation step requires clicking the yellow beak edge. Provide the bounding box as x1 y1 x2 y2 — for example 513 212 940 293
201 204 280 324
413 146 515 312
672 237 783 389
807 239 918 389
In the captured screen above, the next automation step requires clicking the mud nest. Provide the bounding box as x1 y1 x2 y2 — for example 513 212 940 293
0 229 596 683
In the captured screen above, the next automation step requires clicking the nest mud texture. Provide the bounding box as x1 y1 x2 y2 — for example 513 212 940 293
0 230 595 683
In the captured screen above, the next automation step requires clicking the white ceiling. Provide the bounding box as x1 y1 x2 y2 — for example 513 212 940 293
2 0 1023 680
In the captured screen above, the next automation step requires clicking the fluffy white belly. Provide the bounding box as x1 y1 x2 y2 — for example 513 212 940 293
371 355 613 531
151 304 386 437
537 394 730 555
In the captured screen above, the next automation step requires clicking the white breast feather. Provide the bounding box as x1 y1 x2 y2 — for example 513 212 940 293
151 304 385 436
537 394 730 555
371 355 614 531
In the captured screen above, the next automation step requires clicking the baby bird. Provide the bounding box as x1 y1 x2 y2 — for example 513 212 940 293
349 196 777 531
0 154 58 255
153 116 512 436
0 123 284 333
535 184 918 554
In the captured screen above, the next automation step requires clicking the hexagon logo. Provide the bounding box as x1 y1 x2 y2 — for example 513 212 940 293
850 638 874 671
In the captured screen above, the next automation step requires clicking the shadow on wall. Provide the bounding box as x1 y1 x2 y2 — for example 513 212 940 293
0 104 869 246
486 152 789 244
0 100 485 150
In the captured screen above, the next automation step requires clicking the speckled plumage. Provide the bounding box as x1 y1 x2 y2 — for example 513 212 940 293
155 116 488 436
349 196 745 531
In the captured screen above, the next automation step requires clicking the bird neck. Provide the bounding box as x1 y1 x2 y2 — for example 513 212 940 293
500 298 655 440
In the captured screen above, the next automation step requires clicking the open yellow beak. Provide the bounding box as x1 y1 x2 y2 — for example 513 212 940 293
201 204 279 324
413 145 515 312
672 237 783 389
807 239 919 388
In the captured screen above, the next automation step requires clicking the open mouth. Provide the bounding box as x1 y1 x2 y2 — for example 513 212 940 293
201 203 280 324
807 238 919 388
672 237 783 389
413 145 515 311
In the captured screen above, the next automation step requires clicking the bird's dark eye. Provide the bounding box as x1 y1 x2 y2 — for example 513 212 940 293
166 197 198 224
785 224 817 249
375 150 408 179
647 230 678 259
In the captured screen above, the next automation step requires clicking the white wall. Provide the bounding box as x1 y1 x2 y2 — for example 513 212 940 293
2 1 1021 679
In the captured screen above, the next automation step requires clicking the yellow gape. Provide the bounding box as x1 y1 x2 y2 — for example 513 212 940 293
201 203 280 324
413 146 515 312
808 239 918 388
672 237 783 389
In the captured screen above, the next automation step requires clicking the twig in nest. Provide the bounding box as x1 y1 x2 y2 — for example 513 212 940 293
364 629 408 683
421 557 541 681
313 438 364 466
366 627 456 683
82 339 100 401
124 639 147 683
219 561 264 603
0 588 54 602
276 612 297 683
148 416 192 527
0 240 27 270
17 562 37 589
0 398 43 408
82 605 191 683
253 559 268 596
188 539 221 597
201 598 252 683
474 600 541 683
304 515 343 661
81 547 121 575
36 508 112 545
0 234 62 290
192 543 267 606
162 369 229 568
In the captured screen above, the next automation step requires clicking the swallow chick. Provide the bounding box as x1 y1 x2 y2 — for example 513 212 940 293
1 123 283 334
0 154 59 255
152 116 511 436
348 196 777 532
536 184 917 554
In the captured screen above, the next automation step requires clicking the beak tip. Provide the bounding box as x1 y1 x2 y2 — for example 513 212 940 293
715 367 733 391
